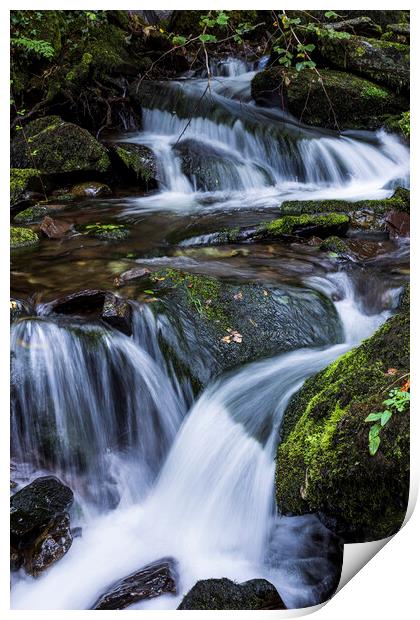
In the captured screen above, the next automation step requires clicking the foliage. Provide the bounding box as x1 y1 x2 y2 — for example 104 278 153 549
11 36 55 59
365 381 410 455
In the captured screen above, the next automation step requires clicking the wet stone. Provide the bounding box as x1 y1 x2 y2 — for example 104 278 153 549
92 557 178 610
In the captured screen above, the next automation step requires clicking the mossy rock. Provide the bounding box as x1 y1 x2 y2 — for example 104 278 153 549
384 111 410 139
146 268 342 385
10 226 39 249
69 181 112 198
276 287 409 541
82 223 130 241
319 236 351 256
313 31 409 93
14 205 51 224
251 67 407 130
259 213 349 238
11 116 110 176
178 578 285 610
10 168 43 207
325 16 382 39
109 142 158 188
382 23 410 45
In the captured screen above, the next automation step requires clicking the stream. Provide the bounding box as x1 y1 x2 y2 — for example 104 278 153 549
11 57 409 609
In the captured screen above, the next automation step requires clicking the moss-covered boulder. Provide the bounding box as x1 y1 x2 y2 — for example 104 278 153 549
10 226 39 249
382 23 410 44
145 268 342 384
384 111 410 139
11 116 110 176
109 142 158 188
69 181 112 197
251 67 407 130
276 288 409 541
313 32 409 93
281 189 409 231
10 168 43 208
325 16 382 39
178 578 286 610
258 214 349 239
319 236 352 258
81 223 130 241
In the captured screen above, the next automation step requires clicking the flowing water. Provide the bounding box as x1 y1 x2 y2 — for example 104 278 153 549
11 57 409 609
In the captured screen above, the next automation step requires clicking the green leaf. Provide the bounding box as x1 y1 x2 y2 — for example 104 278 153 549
295 62 305 72
365 412 383 422
381 410 393 426
199 33 217 43
172 35 187 46
216 11 229 26
325 10 339 19
143 290 155 295
369 424 381 440
369 435 380 456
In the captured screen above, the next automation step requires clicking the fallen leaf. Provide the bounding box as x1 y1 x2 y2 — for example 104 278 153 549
401 379 410 392
386 368 398 375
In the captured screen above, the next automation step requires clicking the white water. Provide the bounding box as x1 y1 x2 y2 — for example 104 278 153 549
118 61 409 215
11 272 398 610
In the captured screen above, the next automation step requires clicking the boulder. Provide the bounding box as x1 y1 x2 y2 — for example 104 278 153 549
81 223 131 241
276 287 409 541
10 168 44 208
313 31 409 93
325 16 382 38
145 268 342 384
27 513 73 576
11 116 111 177
251 67 407 130
114 267 151 287
48 289 132 336
382 23 410 44
92 557 178 609
178 578 286 610
10 226 39 249
386 211 410 237
257 214 349 239
40 216 72 239
109 142 158 188
10 476 73 549
69 181 112 197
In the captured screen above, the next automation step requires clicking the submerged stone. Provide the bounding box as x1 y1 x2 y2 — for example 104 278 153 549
92 557 178 609
69 181 112 197
82 223 130 241
276 287 409 541
178 577 286 610
40 216 72 239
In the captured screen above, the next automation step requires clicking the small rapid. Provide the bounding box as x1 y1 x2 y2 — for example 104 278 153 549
119 59 409 215
11 272 400 610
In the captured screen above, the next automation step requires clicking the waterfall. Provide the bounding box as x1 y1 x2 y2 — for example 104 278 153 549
11 272 399 610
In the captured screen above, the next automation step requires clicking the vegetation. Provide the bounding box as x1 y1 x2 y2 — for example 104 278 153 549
365 382 410 455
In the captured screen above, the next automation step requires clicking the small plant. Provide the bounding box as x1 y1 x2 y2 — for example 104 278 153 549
11 36 55 59
365 381 410 455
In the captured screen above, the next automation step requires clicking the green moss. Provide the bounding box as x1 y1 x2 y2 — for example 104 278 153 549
10 226 39 249
276 287 410 540
150 268 228 326
319 236 349 254
10 168 42 206
281 189 409 216
82 223 130 241
14 205 49 223
260 213 349 236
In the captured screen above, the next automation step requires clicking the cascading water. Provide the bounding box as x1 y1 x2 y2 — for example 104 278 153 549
11 271 400 610
119 59 409 214
11 53 409 611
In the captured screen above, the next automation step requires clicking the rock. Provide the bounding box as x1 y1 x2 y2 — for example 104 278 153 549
10 168 44 208
14 205 50 223
10 298 33 322
313 31 409 93
27 513 73 576
109 142 158 188
10 226 39 249
40 216 72 239
326 16 382 38
10 476 73 550
382 23 410 44
48 289 132 336
319 236 354 258
384 110 410 139
178 578 286 610
386 210 410 237
174 139 272 191
251 67 407 130
147 268 342 384
11 116 111 177
92 557 178 609
115 267 151 287
102 293 132 336
69 181 112 198
276 287 409 541
257 214 349 239
82 223 131 241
